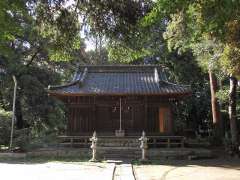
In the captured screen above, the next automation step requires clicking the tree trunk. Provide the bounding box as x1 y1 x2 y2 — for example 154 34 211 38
209 70 222 136
15 97 24 129
10 75 17 150
229 75 238 144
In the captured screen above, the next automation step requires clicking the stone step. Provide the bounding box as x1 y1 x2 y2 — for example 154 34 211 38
101 154 139 160
97 138 139 148
97 147 141 159
98 143 139 147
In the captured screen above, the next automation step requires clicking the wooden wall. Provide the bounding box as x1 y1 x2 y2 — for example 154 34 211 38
63 96 173 135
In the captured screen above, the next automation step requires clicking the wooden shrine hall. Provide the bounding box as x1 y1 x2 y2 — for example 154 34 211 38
48 65 191 136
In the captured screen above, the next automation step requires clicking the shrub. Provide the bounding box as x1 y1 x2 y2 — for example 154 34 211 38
0 109 12 145
0 108 30 151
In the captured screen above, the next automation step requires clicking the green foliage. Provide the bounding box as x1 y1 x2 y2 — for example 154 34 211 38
78 0 152 41
108 42 150 63
141 0 240 78
26 133 59 150
13 128 30 150
220 46 240 78
0 109 31 150
167 52 212 132
35 1 82 61
163 11 190 54
0 0 26 42
0 108 12 145
0 0 71 146
216 87 229 104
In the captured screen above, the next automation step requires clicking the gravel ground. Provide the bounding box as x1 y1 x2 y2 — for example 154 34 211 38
134 158 240 180
0 161 115 180
1 157 240 180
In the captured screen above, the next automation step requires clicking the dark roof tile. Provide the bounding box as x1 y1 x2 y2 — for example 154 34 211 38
48 65 191 96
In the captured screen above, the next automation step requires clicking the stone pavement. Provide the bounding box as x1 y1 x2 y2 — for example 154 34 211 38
0 162 115 180
134 158 240 180
113 163 135 180
1 157 240 180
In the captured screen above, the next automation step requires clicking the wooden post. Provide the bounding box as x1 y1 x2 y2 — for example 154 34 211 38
119 97 122 131
181 137 185 148
70 138 73 148
167 138 170 148
153 138 156 148
144 97 148 132
10 75 17 150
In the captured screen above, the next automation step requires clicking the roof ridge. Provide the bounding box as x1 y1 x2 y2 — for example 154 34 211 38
79 67 88 87
77 64 165 67
77 65 167 73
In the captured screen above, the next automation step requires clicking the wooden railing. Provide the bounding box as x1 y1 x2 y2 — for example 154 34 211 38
58 135 185 148
58 136 91 148
148 136 185 148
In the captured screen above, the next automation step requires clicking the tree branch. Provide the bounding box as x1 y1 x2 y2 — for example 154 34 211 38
25 48 41 67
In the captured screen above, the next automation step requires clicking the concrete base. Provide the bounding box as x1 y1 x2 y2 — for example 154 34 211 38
147 148 213 160
139 159 149 164
89 158 99 162
27 147 91 158
0 153 26 159
23 147 213 161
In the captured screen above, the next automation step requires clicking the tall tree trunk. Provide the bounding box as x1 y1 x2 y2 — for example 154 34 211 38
15 97 24 129
209 70 222 136
10 75 17 150
229 75 238 144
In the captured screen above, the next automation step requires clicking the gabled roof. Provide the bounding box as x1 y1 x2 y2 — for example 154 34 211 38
48 65 191 97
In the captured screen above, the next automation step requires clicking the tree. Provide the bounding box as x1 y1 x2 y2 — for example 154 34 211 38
142 0 240 144
0 0 80 144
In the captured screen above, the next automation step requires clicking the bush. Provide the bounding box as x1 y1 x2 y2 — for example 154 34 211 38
0 109 12 145
26 133 59 150
0 108 30 151
13 128 30 151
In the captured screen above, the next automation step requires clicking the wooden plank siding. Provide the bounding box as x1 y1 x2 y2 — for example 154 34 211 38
65 96 174 135
159 106 173 134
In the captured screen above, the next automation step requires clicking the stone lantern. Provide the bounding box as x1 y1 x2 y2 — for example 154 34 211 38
139 131 148 162
89 131 98 162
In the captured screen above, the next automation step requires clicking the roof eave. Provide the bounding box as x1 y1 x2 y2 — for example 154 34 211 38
48 90 192 98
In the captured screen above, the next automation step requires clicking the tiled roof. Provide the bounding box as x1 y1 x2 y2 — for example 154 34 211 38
48 65 191 96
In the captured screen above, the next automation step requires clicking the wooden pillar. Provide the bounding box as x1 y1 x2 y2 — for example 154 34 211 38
159 105 173 134
169 104 173 134
159 107 165 133
92 96 96 132
144 96 148 132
